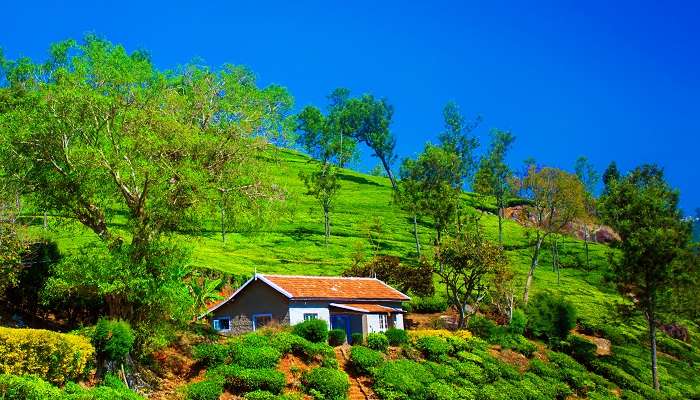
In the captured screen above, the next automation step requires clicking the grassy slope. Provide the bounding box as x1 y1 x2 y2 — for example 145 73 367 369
34 147 700 393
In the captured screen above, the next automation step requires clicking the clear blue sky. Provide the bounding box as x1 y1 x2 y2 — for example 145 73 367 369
3 1 699 214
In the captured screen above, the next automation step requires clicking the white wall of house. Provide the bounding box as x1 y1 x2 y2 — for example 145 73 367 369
394 314 404 330
289 302 331 325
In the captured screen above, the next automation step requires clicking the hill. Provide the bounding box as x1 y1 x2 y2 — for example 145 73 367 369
27 146 700 396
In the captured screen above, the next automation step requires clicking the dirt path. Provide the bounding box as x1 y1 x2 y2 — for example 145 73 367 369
334 346 377 400
573 330 612 356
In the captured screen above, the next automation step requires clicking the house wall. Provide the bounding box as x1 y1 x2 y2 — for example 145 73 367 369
289 301 331 325
211 279 290 335
366 314 383 333
394 314 404 329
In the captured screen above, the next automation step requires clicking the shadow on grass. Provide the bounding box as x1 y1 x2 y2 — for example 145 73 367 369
337 173 382 187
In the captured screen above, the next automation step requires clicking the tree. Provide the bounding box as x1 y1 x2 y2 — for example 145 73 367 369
519 167 587 304
394 157 425 256
341 94 398 189
296 102 357 167
574 156 600 271
0 37 292 324
473 130 516 243
300 163 341 244
342 254 434 297
602 161 620 195
435 225 510 328
438 101 480 188
600 164 695 391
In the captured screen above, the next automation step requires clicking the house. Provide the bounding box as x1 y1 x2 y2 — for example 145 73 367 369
204 274 409 341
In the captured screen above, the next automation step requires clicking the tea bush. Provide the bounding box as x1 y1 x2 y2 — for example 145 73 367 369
192 343 230 366
230 344 281 369
209 364 285 394
328 329 346 346
384 328 408 345
351 332 364 345
366 332 389 352
468 315 497 338
0 327 94 385
508 309 527 335
185 378 224 400
349 346 384 375
416 336 453 360
293 319 328 343
406 295 448 313
373 360 434 399
302 367 349 400
93 318 135 362
526 293 577 341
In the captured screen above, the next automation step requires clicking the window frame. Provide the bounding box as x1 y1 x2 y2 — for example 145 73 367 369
378 314 388 331
252 313 273 331
213 317 231 332
303 313 319 321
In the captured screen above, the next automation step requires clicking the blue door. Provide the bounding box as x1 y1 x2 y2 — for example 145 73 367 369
330 315 351 343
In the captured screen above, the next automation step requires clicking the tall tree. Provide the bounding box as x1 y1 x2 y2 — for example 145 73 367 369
574 156 600 270
436 223 510 328
438 101 480 188
602 161 620 195
296 102 357 167
0 37 292 323
394 157 424 256
600 165 695 391
300 163 341 244
473 130 516 243
519 167 587 304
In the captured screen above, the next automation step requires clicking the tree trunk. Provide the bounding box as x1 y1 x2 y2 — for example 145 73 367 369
523 237 542 304
220 203 226 243
584 226 590 271
648 311 660 390
379 156 398 191
323 208 330 244
497 206 503 243
413 213 421 257
43 211 48 229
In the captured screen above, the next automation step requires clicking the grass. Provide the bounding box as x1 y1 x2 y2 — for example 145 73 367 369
23 146 700 396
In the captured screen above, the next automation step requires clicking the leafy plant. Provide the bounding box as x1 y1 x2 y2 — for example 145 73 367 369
293 318 329 343
328 329 346 346
366 333 389 352
93 318 135 363
301 367 350 400
349 346 385 375
384 328 408 346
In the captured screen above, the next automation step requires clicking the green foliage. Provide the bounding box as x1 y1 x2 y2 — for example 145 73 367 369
300 162 342 242
0 373 145 400
192 343 230 366
384 328 408 346
349 346 385 375
508 309 527 335
185 379 224 400
416 336 453 361
351 333 364 345
567 335 597 364
527 293 577 341
230 344 282 369
209 364 286 394
373 360 434 400
468 315 497 338
244 390 282 400
93 318 135 362
328 329 346 346
342 255 434 297
0 327 94 385
293 319 329 343
366 333 389 352
405 295 448 313
301 367 350 400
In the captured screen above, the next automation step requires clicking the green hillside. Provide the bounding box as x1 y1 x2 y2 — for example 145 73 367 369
27 146 700 396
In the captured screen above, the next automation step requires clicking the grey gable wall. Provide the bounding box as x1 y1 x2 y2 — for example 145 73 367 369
212 279 290 334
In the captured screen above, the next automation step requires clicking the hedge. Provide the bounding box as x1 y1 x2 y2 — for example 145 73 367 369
209 365 285 394
0 327 94 385
384 328 408 346
293 319 328 343
185 378 224 400
366 333 389 352
0 373 145 400
302 367 350 400
230 344 281 369
349 346 384 375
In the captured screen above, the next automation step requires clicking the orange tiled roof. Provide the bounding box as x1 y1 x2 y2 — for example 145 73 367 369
330 303 405 313
260 274 409 301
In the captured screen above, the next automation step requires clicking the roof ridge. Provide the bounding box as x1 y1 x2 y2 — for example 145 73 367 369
260 273 380 280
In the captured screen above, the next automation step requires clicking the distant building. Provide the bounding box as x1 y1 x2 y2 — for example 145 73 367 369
203 274 409 342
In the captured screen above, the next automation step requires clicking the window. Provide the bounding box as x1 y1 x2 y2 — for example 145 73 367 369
303 313 318 321
213 317 231 331
253 314 273 331
378 314 388 331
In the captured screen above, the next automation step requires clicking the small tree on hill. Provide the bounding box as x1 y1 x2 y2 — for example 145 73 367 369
394 157 425 256
300 163 341 244
575 156 600 271
473 130 516 243
519 166 587 304
435 224 510 328
600 164 696 391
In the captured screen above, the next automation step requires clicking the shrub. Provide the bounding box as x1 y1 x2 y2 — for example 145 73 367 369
384 328 408 346
526 293 577 341
567 335 597 364
407 295 448 313
293 319 328 343
191 343 230 366
185 378 224 400
416 336 453 360
349 346 384 375
509 309 527 335
468 315 497 338
244 390 279 400
0 327 94 385
212 365 286 394
93 318 135 363
328 329 346 346
489 334 537 358
230 344 281 369
351 333 364 345
374 360 434 399
0 374 63 399
302 367 350 400
366 333 389 352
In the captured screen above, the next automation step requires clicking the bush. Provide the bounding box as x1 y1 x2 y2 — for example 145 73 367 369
0 327 94 385
185 379 224 400
211 365 285 394
192 343 230 366
328 329 346 346
351 333 364 345
244 390 279 400
349 346 384 375
509 309 527 335
567 335 597 364
384 328 408 346
527 293 577 341
468 315 497 338
302 367 350 400
406 296 448 313
230 344 281 369
366 333 389 352
374 360 434 399
416 336 453 361
293 319 328 343
490 334 537 358
0 374 63 399
93 318 135 362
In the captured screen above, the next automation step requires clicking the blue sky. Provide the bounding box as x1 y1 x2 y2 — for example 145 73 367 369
3 1 699 214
